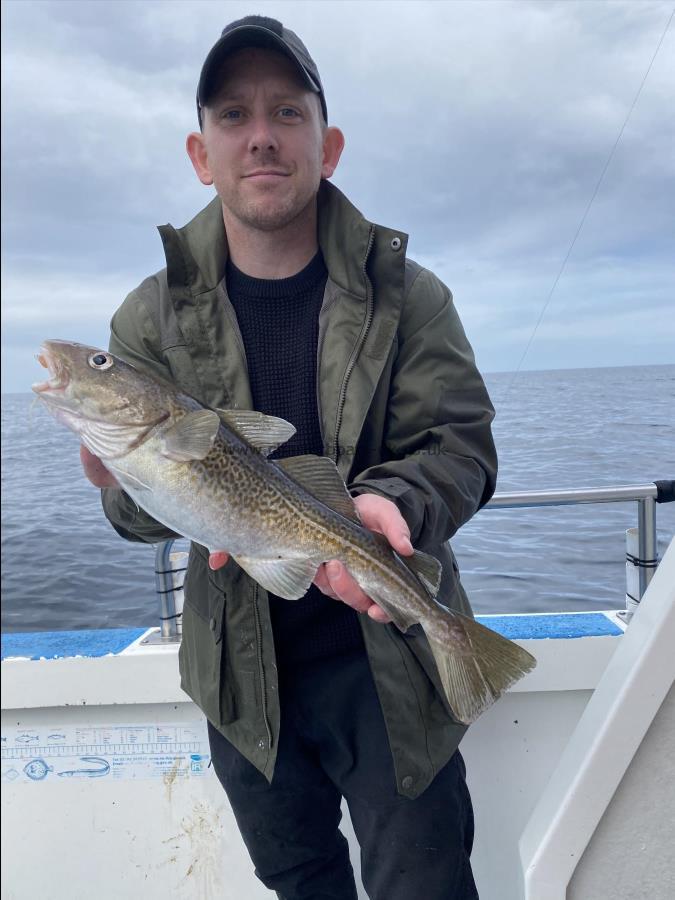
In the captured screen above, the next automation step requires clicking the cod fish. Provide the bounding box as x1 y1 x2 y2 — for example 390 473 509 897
33 340 536 724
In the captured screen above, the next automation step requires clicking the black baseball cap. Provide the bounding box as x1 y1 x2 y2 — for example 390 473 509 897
196 15 327 128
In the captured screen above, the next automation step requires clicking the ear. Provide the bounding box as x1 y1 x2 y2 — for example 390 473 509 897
320 127 345 179
186 131 214 186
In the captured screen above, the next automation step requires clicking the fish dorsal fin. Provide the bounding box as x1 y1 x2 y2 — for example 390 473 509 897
278 455 361 524
160 410 220 462
216 409 296 456
402 549 442 598
232 555 318 601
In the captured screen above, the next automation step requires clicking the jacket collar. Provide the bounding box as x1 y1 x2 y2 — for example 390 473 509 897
317 181 372 300
171 180 374 300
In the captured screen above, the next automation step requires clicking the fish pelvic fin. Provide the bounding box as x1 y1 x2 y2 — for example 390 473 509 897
423 608 537 725
232 555 318 600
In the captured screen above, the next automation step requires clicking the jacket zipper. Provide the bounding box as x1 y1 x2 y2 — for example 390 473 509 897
252 585 272 750
330 226 376 462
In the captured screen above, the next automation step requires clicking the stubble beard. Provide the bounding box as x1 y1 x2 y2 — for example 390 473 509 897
223 170 321 234
235 191 306 232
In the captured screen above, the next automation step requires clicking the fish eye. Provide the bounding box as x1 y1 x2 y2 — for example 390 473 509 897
88 352 113 370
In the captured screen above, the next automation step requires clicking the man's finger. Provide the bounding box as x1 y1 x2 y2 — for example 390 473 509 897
313 564 339 600
79 445 119 488
373 514 412 557
367 604 392 624
315 561 392 623
390 531 414 557
353 493 413 557
325 561 374 614
379 509 413 556
209 551 230 570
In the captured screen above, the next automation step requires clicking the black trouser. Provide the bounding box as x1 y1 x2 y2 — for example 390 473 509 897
207 649 478 900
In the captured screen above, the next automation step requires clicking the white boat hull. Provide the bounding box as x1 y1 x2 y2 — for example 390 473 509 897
2 539 673 899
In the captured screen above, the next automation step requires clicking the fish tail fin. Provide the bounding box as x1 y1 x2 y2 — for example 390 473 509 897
422 607 536 725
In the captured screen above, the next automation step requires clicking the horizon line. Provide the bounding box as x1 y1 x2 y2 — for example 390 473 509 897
3 360 674 398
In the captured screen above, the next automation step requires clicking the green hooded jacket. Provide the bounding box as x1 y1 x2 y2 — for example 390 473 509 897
101 180 497 799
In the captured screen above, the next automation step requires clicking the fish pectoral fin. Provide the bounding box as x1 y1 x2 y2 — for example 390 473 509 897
277 456 361 524
160 410 220 461
233 555 318 601
106 466 153 493
216 409 296 456
401 549 442 598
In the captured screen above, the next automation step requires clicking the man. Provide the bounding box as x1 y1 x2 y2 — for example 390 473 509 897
82 15 497 900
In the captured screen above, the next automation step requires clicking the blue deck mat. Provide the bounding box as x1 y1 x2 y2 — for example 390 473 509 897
476 612 622 640
1 614 621 661
1 627 148 661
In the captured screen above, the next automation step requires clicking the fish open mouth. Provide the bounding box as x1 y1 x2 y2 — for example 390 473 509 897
32 346 68 394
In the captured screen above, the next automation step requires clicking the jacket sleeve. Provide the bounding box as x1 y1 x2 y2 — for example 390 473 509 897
100 279 179 545
349 266 497 550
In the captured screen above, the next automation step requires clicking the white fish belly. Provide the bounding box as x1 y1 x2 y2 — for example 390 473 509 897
114 444 306 557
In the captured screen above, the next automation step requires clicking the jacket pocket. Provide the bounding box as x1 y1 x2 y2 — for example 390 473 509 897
178 546 236 725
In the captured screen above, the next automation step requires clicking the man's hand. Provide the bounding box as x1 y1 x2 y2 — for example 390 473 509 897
80 445 119 488
313 494 412 623
207 493 412 624
208 551 230 571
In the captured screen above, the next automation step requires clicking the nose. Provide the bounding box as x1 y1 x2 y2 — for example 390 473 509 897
247 115 279 155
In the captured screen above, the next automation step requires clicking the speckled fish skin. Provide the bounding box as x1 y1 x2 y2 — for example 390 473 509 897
33 340 536 724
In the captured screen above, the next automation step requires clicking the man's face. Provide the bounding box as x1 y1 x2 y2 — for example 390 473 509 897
191 48 338 232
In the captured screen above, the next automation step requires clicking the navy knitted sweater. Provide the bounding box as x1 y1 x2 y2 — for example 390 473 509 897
226 252 365 668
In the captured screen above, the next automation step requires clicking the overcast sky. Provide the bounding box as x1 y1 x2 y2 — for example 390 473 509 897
2 0 674 393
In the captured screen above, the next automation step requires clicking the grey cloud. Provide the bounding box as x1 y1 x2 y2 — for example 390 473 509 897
2 0 674 392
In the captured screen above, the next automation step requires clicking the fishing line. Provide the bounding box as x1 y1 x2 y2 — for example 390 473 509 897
502 7 674 401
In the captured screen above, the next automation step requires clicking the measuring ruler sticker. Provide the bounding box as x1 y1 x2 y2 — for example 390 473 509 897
1 721 211 784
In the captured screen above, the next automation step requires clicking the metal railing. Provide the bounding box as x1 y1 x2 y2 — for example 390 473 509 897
154 542 187 641
153 479 674 640
485 481 673 600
